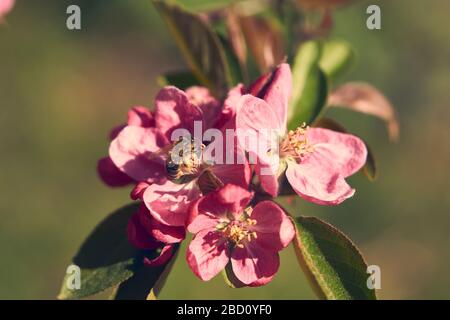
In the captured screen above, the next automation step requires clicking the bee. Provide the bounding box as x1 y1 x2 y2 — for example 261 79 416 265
166 138 204 184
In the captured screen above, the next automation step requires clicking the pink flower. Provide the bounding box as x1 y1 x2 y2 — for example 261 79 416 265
109 86 250 227
97 106 155 187
236 63 367 205
98 86 222 187
186 184 295 286
0 0 14 20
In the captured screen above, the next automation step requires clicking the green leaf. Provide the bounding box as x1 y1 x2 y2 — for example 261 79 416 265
157 71 200 89
58 203 140 300
112 245 180 300
288 40 329 129
319 40 355 82
293 216 377 300
153 0 232 98
218 35 244 86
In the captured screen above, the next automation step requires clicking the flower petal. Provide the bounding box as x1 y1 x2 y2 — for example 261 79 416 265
187 212 220 235
109 124 126 141
285 159 355 206
143 180 200 227
211 162 251 189
236 95 284 165
127 213 159 250
149 218 186 244
231 244 280 285
137 204 185 244
109 126 167 183
251 201 295 251
154 86 204 138
259 63 292 128
130 181 150 200
254 160 281 197
186 229 230 281
307 127 367 177
214 84 245 129
186 86 221 129
248 72 271 97
198 184 253 220
248 275 276 287
0 0 14 19
143 244 175 267
204 122 251 189
97 156 134 187
127 106 154 128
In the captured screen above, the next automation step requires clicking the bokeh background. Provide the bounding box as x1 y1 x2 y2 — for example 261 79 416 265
1 0 449 299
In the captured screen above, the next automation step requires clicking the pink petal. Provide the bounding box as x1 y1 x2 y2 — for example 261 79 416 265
259 63 292 128
149 218 186 244
109 126 167 183
254 160 280 197
0 0 14 19
154 86 204 138
285 160 355 206
198 184 253 220
186 229 230 281
138 204 185 243
248 275 276 287
251 201 295 251
204 121 251 189
307 127 367 177
127 213 159 250
109 124 126 141
186 86 221 129
236 95 284 160
185 198 201 231
214 84 245 129
144 244 175 267
97 156 133 187
187 212 221 234
108 106 153 141
143 180 200 227
130 181 150 200
127 106 154 128
231 244 280 285
211 162 251 189
248 72 271 97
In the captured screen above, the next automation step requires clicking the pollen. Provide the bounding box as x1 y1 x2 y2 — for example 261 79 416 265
280 123 314 160
221 219 258 248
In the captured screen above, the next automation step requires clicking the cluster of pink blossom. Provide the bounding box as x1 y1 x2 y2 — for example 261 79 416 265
98 64 367 286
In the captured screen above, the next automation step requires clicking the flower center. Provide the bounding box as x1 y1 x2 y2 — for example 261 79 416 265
166 138 205 183
279 123 314 161
218 218 257 248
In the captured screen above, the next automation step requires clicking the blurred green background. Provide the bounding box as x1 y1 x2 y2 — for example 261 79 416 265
1 0 449 299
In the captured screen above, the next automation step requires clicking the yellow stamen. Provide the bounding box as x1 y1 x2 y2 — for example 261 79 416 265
280 123 314 160
221 218 258 247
